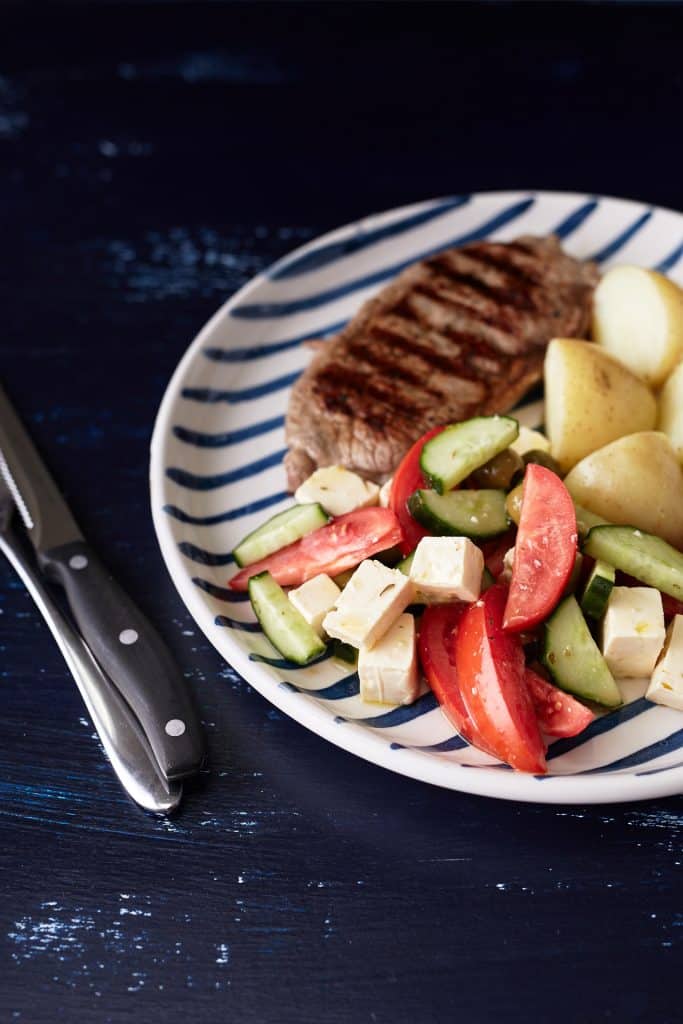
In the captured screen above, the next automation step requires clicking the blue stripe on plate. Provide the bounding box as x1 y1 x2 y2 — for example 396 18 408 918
166 449 286 490
214 614 261 632
202 320 347 363
589 209 652 263
164 491 288 526
173 415 285 447
546 698 651 762
285 673 360 700
551 199 598 239
252 649 334 669
178 542 234 566
578 726 683 776
636 758 683 777
390 734 470 753
269 196 472 279
230 197 535 319
192 576 249 602
340 691 439 728
653 239 683 274
182 371 301 403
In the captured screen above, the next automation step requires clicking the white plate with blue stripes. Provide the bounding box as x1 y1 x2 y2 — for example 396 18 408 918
151 190 683 804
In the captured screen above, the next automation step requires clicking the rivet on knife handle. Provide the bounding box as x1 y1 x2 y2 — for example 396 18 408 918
41 540 206 781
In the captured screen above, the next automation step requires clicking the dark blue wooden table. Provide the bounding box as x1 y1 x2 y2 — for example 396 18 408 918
2 3 681 1021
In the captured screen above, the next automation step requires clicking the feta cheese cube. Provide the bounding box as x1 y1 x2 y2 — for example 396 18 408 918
295 465 380 517
601 587 666 678
288 574 341 638
322 559 415 649
510 426 551 458
500 546 516 584
409 536 484 603
359 613 418 705
647 614 683 711
379 477 393 508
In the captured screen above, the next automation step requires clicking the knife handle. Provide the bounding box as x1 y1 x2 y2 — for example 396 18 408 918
41 540 206 781
0 526 182 814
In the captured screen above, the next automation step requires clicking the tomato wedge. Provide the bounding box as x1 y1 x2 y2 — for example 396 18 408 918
525 668 594 739
503 464 577 632
390 426 445 555
418 604 483 748
662 594 683 620
229 507 402 591
455 585 546 773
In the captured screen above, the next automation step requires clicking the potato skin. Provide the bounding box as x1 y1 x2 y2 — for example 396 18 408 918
592 266 683 388
544 338 657 473
563 431 683 549
658 360 683 464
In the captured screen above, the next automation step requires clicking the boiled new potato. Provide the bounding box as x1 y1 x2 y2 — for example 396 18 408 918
544 338 657 473
563 432 683 549
593 266 683 387
510 425 551 458
658 360 683 464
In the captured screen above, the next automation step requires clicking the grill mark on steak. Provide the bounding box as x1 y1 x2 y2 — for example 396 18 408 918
389 292 511 372
426 254 537 312
370 321 505 386
312 363 428 421
346 335 445 396
285 234 598 488
411 280 520 339
459 244 543 287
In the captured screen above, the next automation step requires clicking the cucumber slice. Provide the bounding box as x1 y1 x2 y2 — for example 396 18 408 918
396 552 415 576
581 559 615 619
233 503 329 567
248 571 326 665
544 596 622 707
574 503 609 538
408 488 509 539
332 639 358 665
420 416 519 494
584 525 683 601
563 551 584 597
481 566 495 592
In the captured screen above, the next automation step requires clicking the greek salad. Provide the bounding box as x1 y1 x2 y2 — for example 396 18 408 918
227 264 683 773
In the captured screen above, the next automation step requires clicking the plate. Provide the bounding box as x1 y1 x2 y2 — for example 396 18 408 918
150 190 683 803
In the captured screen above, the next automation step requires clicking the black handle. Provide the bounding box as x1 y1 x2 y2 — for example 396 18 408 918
41 540 206 781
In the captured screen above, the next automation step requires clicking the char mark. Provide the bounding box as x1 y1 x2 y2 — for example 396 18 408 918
426 254 537 312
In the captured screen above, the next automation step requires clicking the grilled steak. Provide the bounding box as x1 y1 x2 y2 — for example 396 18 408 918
285 235 598 489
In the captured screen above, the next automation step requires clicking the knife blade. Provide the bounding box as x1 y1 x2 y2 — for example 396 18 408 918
0 382 206 781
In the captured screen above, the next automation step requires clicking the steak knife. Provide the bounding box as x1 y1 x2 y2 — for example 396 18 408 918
0 480 182 813
0 382 206 781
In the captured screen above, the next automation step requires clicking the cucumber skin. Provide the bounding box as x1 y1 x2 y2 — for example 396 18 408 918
233 503 328 568
543 596 622 708
408 488 509 539
396 552 415 576
574 503 609 538
419 416 519 494
248 571 326 666
332 639 358 665
580 560 615 620
584 525 683 601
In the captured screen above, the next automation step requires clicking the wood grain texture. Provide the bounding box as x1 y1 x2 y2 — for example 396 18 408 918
1 3 681 1022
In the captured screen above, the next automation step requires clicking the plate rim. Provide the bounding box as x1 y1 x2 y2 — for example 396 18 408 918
150 188 683 804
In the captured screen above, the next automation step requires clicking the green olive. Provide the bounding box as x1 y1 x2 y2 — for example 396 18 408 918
505 483 524 526
471 448 525 490
522 449 562 476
